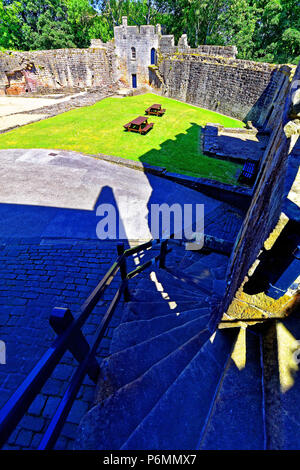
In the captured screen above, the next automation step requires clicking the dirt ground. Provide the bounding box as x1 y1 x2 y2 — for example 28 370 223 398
0 93 85 132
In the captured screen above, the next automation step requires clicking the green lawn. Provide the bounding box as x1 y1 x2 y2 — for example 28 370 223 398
0 93 245 184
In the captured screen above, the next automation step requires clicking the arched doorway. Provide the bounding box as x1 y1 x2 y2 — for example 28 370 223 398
151 48 156 65
132 74 137 88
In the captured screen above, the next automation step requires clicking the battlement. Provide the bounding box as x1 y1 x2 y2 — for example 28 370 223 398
159 35 175 51
89 39 105 48
114 17 237 59
114 18 158 38
113 17 237 88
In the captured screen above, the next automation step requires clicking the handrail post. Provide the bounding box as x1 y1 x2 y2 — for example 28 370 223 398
117 243 130 301
159 239 168 269
50 308 100 384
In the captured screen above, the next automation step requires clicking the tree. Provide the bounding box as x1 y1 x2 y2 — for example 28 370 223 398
252 0 300 63
154 0 187 43
2 0 77 49
0 0 299 63
65 0 98 47
0 0 22 49
127 0 163 25
88 13 114 42
208 0 258 59
281 27 300 63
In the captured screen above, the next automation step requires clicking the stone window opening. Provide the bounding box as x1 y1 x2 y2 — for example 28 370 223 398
151 48 156 65
131 47 136 60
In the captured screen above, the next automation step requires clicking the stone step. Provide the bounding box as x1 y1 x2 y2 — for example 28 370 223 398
183 261 217 281
166 267 214 295
96 315 209 401
181 262 228 283
263 313 300 449
184 252 229 272
136 277 206 300
153 269 209 297
110 308 211 354
167 266 228 299
165 244 202 269
183 260 228 284
121 328 238 450
180 252 205 269
162 245 187 267
166 267 227 298
199 328 266 450
121 300 206 323
129 288 200 302
75 328 211 450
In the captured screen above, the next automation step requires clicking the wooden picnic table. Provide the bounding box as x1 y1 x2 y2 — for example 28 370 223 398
123 116 154 135
145 104 166 116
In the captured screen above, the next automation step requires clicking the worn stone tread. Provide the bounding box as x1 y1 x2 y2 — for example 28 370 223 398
129 288 200 302
110 309 210 354
199 329 265 450
97 315 210 398
76 328 211 450
120 300 206 323
121 329 238 450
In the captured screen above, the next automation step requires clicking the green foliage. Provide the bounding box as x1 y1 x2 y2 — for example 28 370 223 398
252 0 300 64
66 0 98 47
88 14 113 42
0 0 299 63
207 0 259 60
0 0 22 48
1 0 77 49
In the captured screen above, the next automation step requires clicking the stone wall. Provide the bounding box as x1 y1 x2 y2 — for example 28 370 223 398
0 45 116 95
211 62 300 329
155 53 291 125
159 33 237 58
114 16 238 88
0 17 239 95
114 17 160 87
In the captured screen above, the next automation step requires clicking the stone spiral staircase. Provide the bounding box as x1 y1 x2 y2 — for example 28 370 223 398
75 244 300 450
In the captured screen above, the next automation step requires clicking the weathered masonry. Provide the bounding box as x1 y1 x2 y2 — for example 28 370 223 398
0 44 115 96
114 16 290 125
0 15 290 127
154 56 290 125
113 16 160 88
216 62 300 328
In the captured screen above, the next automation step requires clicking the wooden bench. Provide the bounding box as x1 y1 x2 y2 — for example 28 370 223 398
140 122 154 134
145 104 166 116
124 116 154 134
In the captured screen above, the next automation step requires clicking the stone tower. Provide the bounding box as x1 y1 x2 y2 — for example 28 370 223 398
114 16 160 88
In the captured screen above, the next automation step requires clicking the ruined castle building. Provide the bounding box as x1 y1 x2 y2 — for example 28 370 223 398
0 16 291 128
0 14 300 451
114 16 160 88
0 18 298 321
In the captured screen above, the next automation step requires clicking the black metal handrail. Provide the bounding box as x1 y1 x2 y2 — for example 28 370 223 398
0 237 173 450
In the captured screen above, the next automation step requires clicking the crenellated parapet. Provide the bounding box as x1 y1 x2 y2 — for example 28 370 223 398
113 16 238 88
113 17 160 87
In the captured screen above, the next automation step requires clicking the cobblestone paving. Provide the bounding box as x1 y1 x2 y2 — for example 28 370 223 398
0 237 144 450
204 205 244 241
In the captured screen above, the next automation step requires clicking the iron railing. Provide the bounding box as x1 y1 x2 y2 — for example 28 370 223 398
0 237 173 450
